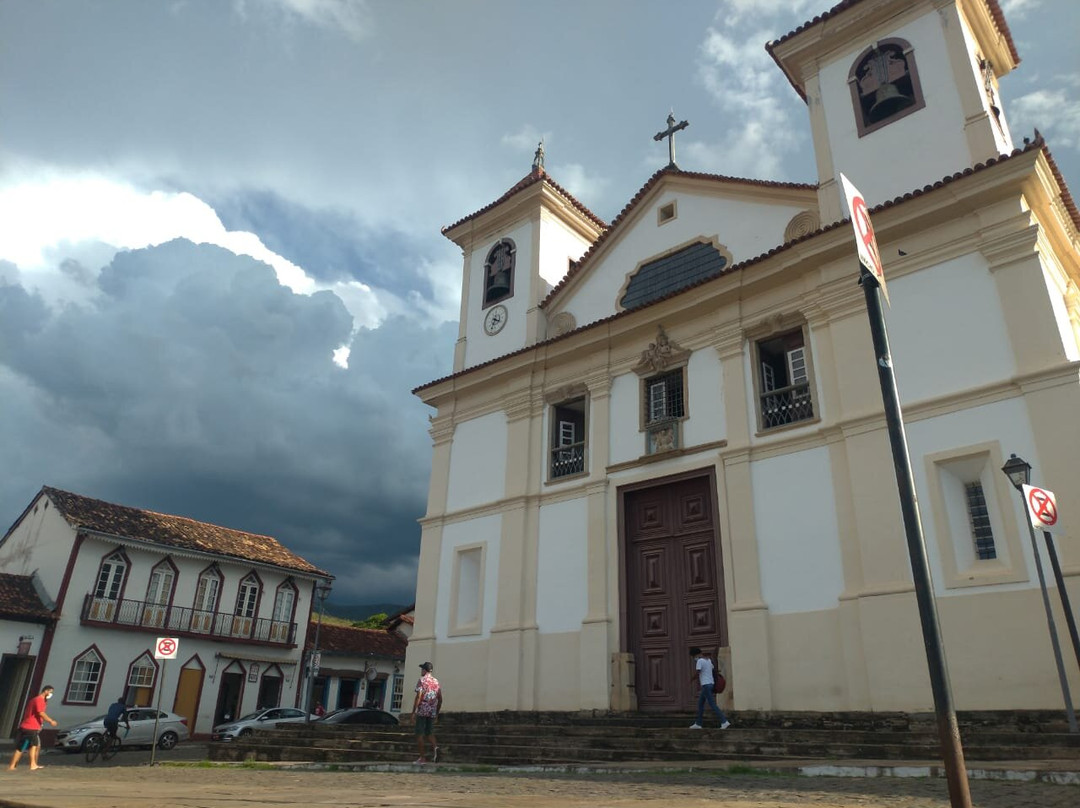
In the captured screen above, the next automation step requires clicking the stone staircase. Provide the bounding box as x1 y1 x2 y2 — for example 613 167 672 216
208 710 1080 767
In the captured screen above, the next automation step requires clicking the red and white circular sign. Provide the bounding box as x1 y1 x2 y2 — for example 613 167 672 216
155 637 179 660
1022 484 1059 532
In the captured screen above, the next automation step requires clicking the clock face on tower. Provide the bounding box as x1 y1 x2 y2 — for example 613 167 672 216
483 304 508 336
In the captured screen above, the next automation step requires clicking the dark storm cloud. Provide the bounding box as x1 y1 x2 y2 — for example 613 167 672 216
0 239 455 603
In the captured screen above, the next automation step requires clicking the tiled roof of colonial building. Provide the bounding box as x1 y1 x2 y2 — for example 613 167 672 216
766 0 1021 100
441 167 608 236
415 137 1062 395
0 573 54 622
306 622 406 658
41 487 327 576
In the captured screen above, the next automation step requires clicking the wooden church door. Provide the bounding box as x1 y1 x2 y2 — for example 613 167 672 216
624 473 726 711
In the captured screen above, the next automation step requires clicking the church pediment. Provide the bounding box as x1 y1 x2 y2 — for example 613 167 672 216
541 169 817 327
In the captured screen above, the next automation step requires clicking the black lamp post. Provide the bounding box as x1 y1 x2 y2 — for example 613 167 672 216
1000 454 1078 733
304 580 332 722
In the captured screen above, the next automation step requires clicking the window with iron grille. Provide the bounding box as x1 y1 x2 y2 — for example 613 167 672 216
66 648 103 704
757 329 814 430
964 481 997 560
644 370 684 424
390 674 404 712
550 397 586 480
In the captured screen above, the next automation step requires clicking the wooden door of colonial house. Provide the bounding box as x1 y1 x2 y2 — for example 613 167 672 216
623 472 727 712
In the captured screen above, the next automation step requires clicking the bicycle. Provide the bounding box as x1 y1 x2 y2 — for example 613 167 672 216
85 726 126 763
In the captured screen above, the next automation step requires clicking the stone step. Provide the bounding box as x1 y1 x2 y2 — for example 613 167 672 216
209 710 1080 767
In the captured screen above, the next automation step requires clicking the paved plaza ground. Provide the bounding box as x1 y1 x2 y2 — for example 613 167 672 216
1 763 1077 808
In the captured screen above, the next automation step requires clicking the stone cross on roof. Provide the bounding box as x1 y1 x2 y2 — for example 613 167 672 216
653 111 689 169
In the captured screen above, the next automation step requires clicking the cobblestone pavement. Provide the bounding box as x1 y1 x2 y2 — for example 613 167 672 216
0 766 1076 808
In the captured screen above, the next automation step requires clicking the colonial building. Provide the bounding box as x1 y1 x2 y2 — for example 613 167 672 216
0 487 330 737
408 0 1080 715
0 572 55 737
306 621 408 716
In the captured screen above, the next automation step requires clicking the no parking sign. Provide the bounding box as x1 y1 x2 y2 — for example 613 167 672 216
1022 484 1060 533
154 637 179 660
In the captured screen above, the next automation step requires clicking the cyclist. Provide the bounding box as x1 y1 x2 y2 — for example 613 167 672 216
103 696 130 742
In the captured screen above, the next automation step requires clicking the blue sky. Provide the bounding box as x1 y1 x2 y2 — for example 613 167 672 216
1 0 1076 606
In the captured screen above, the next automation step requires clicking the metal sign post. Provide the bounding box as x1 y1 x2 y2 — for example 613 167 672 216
1015 485 1079 732
842 173 971 808
152 637 179 765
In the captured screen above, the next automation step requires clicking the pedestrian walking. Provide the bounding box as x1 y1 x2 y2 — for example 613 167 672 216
688 647 730 730
8 685 58 771
411 661 442 763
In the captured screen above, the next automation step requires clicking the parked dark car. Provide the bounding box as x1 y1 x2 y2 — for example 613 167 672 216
318 708 399 726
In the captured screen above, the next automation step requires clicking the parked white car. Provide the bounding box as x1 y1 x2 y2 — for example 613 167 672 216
211 707 314 741
55 708 190 752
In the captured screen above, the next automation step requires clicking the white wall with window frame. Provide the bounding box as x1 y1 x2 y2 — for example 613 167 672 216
924 442 1028 590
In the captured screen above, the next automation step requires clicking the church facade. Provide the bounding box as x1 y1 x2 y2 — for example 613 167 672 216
408 0 1080 714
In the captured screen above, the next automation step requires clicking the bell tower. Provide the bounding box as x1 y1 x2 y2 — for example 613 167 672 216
767 0 1019 220
441 144 604 373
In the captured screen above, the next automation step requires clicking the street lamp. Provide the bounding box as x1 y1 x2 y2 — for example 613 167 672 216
1000 454 1078 733
304 580 332 722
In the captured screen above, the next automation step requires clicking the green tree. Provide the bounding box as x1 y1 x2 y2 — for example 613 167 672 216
351 612 389 629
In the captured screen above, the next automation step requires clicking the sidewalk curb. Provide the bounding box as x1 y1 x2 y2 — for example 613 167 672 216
243 759 1080 785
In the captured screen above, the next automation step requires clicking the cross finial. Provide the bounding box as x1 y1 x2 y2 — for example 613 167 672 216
653 111 689 169
532 139 545 172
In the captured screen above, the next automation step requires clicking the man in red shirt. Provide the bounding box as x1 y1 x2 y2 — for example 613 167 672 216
8 685 58 771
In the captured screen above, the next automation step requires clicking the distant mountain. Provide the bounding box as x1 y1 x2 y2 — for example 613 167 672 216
322 602 408 623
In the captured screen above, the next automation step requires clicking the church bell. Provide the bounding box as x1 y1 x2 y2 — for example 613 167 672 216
868 81 915 122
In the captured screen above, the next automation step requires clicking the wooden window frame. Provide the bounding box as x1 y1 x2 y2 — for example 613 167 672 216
750 322 819 434
125 651 159 706
63 645 106 706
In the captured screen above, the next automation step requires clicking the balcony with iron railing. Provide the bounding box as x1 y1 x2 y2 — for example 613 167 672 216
80 594 298 647
760 383 814 430
550 442 586 479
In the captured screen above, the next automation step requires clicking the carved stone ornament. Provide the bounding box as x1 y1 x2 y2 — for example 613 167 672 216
783 210 821 243
633 325 691 377
550 311 577 337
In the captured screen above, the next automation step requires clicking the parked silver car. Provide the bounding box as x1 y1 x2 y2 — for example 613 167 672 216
55 708 190 752
211 707 314 741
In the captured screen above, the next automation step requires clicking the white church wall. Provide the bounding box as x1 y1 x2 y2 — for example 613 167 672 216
536 497 588 634
751 446 845 615
956 10 1013 153
1040 252 1080 362
564 191 807 328
816 13 972 207
538 212 591 289
683 348 726 447
446 412 507 512
463 219 534 369
608 371 643 466
882 253 1016 403
434 515 501 642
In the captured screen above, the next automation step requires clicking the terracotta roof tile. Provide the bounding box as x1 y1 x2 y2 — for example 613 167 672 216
42 487 327 576
0 573 54 622
441 168 607 236
539 167 816 310
306 622 406 658
766 0 1020 101
414 139 1053 395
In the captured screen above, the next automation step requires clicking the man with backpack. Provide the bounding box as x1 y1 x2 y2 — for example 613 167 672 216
688 647 731 730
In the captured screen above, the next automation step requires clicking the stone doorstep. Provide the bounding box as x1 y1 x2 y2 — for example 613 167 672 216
231 758 1080 786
